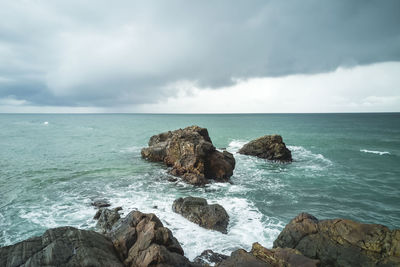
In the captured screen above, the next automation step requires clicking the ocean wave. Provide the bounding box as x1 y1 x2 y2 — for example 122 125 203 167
360 149 390 155
227 140 247 153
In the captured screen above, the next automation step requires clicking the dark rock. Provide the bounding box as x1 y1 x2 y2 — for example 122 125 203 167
238 135 292 162
91 198 111 208
193 249 229 266
141 126 235 185
273 213 400 267
250 242 319 267
93 207 122 234
216 249 268 267
108 210 198 267
0 227 123 267
172 197 229 234
168 177 178 182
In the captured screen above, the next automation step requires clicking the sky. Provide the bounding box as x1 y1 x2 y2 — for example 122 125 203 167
0 0 399 113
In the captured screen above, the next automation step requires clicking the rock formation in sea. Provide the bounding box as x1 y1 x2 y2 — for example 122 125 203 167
0 227 124 267
216 242 318 267
93 206 122 234
273 213 400 267
172 196 229 234
193 249 229 266
141 125 236 185
238 134 292 162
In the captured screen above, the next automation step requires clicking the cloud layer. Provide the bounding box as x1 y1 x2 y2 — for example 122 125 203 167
0 0 399 111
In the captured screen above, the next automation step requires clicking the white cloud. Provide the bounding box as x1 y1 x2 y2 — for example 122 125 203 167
134 62 400 113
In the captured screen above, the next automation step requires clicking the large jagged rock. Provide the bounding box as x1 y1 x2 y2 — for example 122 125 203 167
172 197 229 234
141 126 235 185
238 135 292 162
216 242 318 267
273 213 400 267
93 206 122 234
107 210 198 267
0 227 123 267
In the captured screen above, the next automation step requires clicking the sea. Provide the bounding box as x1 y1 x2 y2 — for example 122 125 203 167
0 113 399 260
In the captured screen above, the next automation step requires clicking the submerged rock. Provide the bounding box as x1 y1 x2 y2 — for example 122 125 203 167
172 196 229 234
108 210 198 267
193 249 229 266
273 213 400 267
217 242 318 267
93 207 122 234
141 126 235 185
238 134 292 162
0 227 123 267
91 198 111 208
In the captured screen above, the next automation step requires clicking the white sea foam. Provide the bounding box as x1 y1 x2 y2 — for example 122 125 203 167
360 149 390 155
43 121 49 125
227 140 247 153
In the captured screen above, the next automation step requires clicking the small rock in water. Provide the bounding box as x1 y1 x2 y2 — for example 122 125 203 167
152 205 158 209
172 196 229 234
91 199 111 209
193 250 228 266
168 177 178 182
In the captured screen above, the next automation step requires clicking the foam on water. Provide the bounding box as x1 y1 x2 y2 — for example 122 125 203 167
360 149 390 155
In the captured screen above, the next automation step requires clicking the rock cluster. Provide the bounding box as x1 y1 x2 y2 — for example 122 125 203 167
141 126 235 185
273 213 400 266
238 134 292 162
173 196 229 234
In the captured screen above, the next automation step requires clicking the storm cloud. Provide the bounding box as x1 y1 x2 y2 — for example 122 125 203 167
0 0 399 109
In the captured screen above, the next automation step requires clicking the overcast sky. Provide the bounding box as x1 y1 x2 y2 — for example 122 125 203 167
0 0 399 113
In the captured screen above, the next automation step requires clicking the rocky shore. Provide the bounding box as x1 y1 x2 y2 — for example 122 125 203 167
1 126 399 266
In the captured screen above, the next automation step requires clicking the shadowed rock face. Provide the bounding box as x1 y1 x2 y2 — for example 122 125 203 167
0 227 123 267
141 126 235 185
273 213 400 267
172 197 229 234
238 135 292 162
93 206 122 234
107 210 197 267
193 249 229 266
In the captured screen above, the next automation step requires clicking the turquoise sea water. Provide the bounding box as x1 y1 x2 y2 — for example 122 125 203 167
0 113 399 259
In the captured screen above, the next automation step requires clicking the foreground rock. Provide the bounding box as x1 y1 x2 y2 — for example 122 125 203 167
107 210 198 267
173 196 229 234
238 135 292 162
216 242 318 267
0 227 123 267
273 213 400 266
141 126 235 185
193 250 228 266
94 206 122 234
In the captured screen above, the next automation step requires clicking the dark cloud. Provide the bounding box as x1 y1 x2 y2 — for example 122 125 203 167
0 0 399 108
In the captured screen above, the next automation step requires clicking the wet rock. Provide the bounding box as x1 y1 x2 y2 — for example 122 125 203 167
172 197 229 234
0 227 123 267
238 134 292 162
250 242 319 267
93 207 122 234
193 249 229 266
108 210 198 267
273 213 400 267
141 126 235 185
91 198 111 208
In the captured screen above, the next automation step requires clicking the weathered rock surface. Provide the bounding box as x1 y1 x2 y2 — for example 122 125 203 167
273 213 400 267
238 135 292 162
216 242 318 267
0 227 123 267
193 249 229 266
172 197 229 234
141 126 235 185
107 210 198 267
94 206 122 234
216 249 268 267
250 242 319 267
